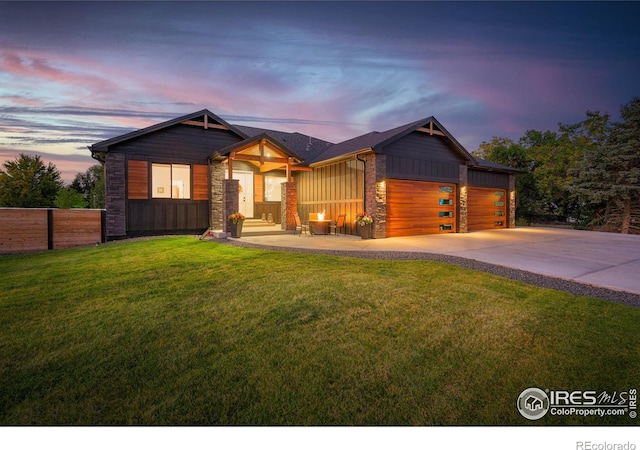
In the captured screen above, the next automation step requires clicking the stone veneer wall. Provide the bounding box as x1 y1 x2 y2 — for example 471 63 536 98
210 161 225 230
364 153 387 239
104 152 126 238
222 179 239 233
458 164 469 233
281 181 297 230
508 174 516 228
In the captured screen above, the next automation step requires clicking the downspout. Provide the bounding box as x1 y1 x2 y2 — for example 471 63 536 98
356 153 366 211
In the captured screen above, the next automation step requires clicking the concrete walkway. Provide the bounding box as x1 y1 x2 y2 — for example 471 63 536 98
237 227 640 295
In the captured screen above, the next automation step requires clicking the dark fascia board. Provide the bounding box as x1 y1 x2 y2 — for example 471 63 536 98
372 116 477 165
309 147 374 168
210 132 304 163
473 158 525 174
89 109 249 154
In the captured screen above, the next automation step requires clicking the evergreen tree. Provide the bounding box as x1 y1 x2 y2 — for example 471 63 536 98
570 98 640 234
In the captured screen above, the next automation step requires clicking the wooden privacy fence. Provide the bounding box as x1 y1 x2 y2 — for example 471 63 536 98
0 208 106 254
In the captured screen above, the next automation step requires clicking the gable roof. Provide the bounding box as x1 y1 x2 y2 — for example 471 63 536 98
309 117 477 166
211 132 304 163
89 109 248 157
87 108 519 174
233 125 333 162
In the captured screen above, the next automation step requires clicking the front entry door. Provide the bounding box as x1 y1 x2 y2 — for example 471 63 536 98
233 171 254 218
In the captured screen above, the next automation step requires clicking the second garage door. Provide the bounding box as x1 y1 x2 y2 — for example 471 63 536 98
386 179 457 237
468 187 507 231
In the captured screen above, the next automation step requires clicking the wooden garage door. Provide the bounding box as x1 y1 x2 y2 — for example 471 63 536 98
386 180 456 237
468 187 507 230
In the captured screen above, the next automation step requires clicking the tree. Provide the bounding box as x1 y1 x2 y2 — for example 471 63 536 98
570 98 640 234
54 187 89 209
0 154 63 207
70 164 105 209
474 137 537 223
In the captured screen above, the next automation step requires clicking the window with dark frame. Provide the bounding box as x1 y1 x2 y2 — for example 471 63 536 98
152 163 191 199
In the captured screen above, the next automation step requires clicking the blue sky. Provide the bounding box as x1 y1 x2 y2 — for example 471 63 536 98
1 1 639 181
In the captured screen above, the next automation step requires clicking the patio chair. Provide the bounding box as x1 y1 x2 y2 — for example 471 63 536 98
293 213 309 236
329 214 346 236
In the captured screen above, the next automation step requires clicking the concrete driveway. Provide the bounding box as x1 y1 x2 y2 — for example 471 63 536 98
237 227 640 295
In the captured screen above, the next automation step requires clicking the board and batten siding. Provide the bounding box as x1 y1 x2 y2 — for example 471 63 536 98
127 200 209 234
468 169 510 189
384 131 466 183
295 159 364 234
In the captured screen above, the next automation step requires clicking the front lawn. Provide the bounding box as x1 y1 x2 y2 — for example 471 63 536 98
1 237 638 425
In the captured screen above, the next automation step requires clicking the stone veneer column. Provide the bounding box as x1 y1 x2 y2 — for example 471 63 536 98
222 179 239 233
364 153 386 239
104 152 126 239
508 174 516 228
210 161 225 230
281 181 297 230
458 164 469 233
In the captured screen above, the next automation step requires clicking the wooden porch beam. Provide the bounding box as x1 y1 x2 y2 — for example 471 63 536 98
232 154 290 164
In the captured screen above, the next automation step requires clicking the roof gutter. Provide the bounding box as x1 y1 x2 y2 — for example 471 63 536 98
356 153 367 212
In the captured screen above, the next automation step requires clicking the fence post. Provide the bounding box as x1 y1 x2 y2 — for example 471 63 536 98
47 209 54 250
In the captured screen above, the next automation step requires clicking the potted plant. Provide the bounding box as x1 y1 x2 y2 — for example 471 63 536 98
355 212 373 239
228 212 246 238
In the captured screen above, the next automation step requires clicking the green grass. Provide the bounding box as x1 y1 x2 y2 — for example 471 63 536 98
1 237 638 425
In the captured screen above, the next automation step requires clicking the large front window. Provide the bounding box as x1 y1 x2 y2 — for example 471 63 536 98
152 163 191 199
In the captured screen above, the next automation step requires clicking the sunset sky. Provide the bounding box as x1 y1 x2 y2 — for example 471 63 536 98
1 1 639 182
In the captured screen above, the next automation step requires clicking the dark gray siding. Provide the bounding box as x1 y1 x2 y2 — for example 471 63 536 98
468 169 510 189
112 124 243 164
108 124 242 236
383 131 466 183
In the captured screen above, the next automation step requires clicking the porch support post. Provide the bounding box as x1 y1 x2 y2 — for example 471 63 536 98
223 179 239 233
281 181 297 231
228 152 235 179
508 174 516 228
458 163 469 233
210 160 225 230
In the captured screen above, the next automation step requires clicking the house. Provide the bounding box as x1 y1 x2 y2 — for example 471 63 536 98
89 109 519 240
525 395 544 411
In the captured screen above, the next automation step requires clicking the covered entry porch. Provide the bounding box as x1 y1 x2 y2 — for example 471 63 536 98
210 133 311 233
